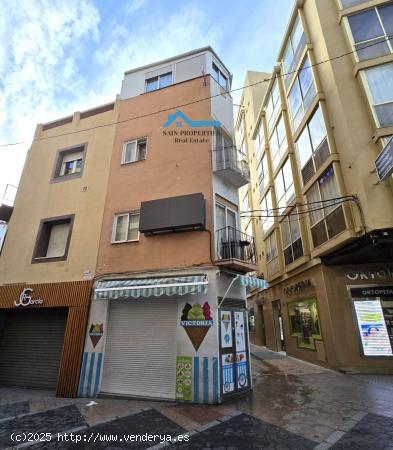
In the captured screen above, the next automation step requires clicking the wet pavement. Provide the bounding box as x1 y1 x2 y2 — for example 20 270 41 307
0 345 392 449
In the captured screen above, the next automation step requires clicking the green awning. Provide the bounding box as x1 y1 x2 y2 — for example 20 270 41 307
239 275 268 289
94 275 208 300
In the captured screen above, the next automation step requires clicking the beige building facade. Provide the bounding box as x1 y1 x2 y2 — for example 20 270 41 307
238 0 393 372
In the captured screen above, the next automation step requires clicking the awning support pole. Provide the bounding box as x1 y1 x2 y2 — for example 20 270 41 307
218 274 240 308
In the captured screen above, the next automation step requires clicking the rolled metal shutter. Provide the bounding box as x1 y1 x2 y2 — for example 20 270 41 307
101 299 177 399
0 308 67 389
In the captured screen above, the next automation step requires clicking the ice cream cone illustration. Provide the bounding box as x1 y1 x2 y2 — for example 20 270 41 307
89 323 104 348
181 303 213 351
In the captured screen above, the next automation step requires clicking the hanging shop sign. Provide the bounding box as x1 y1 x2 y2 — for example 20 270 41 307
354 300 392 357
283 279 312 295
15 288 44 307
180 302 213 351
345 268 393 281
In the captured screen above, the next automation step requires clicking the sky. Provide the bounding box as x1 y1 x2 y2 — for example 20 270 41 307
0 0 294 200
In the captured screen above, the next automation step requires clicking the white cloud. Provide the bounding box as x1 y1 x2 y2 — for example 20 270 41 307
0 0 100 200
126 0 149 14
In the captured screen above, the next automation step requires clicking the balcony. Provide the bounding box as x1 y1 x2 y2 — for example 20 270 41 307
213 146 250 188
0 184 17 222
215 226 257 273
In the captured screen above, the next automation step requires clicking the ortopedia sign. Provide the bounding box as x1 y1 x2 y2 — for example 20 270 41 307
15 288 44 307
375 136 393 182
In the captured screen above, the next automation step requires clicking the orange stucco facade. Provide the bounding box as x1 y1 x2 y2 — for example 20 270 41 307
96 77 215 275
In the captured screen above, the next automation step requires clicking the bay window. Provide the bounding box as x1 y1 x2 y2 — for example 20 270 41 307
261 190 274 233
347 4 393 61
270 115 287 170
266 80 281 131
288 56 317 131
257 152 269 193
306 166 346 248
283 15 306 89
274 158 295 210
255 120 265 162
296 105 330 185
362 62 393 127
281 210 303 266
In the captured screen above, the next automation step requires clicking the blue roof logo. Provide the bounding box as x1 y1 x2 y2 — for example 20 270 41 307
163 110 221 128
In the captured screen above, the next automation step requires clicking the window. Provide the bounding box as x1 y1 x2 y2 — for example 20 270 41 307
270 115 287 170
245 220 254 239
382 135 393 146
215 129 235 170
306 166 346 248
341 0 369 8
288 56 317 131
145 72 172 92
261 190 274 233
274 158 295 210
283 15 306 89
265 232 277 263
122 138 147 164
216 203 237 230
254 120 265 161
265 80 281 130
212 63 228 90
288 298 322 350
112 212 140 243
32 215 74 262
241 191 250 214
296 105 330 185
52 144 86 182
281 210 303 266
362 62 393 127
257 152 269 193
347 4 393 61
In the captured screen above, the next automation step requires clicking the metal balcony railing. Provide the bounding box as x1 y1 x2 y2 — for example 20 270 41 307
213 146 250 183
216 226 256 265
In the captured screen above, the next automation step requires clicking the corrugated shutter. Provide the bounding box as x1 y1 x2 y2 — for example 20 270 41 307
0 309 67 389
101 299 177 400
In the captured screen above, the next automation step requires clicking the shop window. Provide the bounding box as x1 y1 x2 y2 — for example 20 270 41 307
122 138 147 164
353 295 393 357
288 298 322 350
296 105 330 185
280 209 303 266
347 4 393 62
288 55 317 132
32 215 74 262
270 115 287 171
362 62 393 127
51 144 87 182
112 212 140 243
282 14 306 90
274 158 295 210
248 308 256 333
306 166 346 248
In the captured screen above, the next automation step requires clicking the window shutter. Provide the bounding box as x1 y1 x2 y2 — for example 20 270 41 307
46 223 69 257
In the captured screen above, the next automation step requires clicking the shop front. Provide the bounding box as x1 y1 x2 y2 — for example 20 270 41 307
78 269 258 403
0 281 92 397
261 263 393 373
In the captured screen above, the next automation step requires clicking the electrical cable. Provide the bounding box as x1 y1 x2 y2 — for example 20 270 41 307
1 35 392 148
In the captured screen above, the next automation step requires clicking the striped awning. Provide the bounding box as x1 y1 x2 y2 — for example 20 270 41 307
94 275 208 300
239 275 268 290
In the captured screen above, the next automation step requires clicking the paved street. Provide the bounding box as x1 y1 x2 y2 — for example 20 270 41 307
0 346 392 449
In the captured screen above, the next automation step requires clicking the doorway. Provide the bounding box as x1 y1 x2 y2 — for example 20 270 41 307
272 300 285 352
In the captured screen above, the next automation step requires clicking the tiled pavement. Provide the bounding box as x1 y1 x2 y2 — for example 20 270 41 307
0 346 392 449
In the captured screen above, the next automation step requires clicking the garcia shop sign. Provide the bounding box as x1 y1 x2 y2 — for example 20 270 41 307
15 288 44 307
